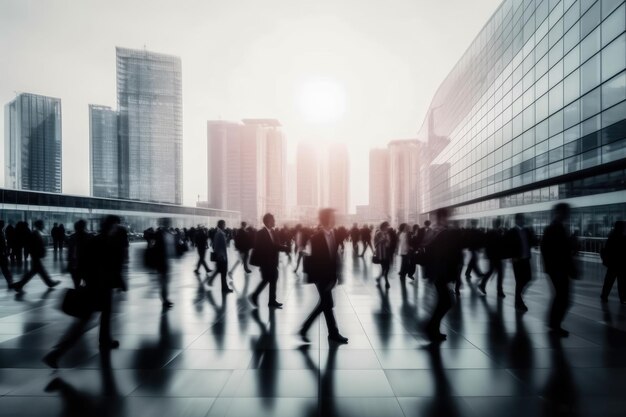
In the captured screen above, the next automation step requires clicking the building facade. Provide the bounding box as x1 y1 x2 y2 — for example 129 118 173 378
4 93 62 193
296 141 320 209
418 0 626 241
326 143 350 216
368 148 390 221
116 47 183 205
89 105 119 198
207 119 285 225
388 140 421 225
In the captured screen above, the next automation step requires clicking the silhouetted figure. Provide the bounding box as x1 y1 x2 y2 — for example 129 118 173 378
507 213 538 311
407 224 421 280
293 224 307 273
229 222 253 275
398 223 411 280
207 219 232 293
14 221 31 266
424 208 464 342
541 203 578 337
5 221 15 264
360 225 373 256
600 221 626 304
299 208 348 344
464 219 483 282
478 218 506 298
66 220 92 289
335 225 348 252
374 222 392 288
154 218 177 308
51 222 65 253
249 213 289 308
193 226 212 275
0 220 14 288
13 220 60 292
350 223 360 254
43 215 128 368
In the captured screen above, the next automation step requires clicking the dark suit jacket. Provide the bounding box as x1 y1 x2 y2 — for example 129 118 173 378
505 226 537 260
251 228 286 270
307 230 339 288
541 221 576 278
29 230 46 259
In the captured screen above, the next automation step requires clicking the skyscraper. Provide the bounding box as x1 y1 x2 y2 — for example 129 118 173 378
207 120 243 212
207 119 285 225
89 105 119 198
326 143 350 216
369 148 389 220
116 47 183 205
296 141 320 208
388 139 421 225
4 93 62 193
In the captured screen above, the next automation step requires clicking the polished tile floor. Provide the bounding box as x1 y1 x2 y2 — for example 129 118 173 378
0 243 624 417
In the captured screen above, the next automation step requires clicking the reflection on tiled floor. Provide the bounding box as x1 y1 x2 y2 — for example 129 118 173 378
0 243 625 416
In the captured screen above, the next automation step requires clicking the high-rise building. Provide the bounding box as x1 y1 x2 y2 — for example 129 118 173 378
116 47 183 205
207 120 243 212
89 105 119 198
327 143 350 215
4 93 62 193
388 140 421 225
207 119 285 225
296 141 320 208
419 0 626 237
368 148 390 220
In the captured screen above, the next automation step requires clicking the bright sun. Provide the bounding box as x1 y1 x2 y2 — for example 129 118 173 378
296 77 347 124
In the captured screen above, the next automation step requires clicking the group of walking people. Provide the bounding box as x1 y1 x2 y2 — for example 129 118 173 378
0 201 622 368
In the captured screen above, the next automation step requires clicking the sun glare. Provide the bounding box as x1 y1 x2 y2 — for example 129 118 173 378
296 77 347 124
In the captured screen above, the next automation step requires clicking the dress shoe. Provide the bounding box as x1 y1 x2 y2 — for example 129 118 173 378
515 302 528 312
222 288 234 294
298 329 311 343
549 327 569 337
244 269 252 274
477 283 487 296
48 280 61 288
42 351 60 369
100 340 120 350
328 333 349 344
163 300 174 309
497 291 506 298
268 301 283 308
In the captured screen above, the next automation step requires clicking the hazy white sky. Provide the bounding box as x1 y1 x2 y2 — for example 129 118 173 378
0 0 501 211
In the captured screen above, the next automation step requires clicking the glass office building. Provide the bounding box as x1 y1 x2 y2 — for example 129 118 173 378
419 0 626 243
116 47 183 205
4 93 62 193
89 105 120 199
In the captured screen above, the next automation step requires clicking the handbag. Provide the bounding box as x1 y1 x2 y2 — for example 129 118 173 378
61 288 94 318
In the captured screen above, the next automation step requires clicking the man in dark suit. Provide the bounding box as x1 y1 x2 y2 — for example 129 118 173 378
423 208 464 342
207 220 232 293
507 213 538 312
299 208 348 344
13 220 60 292
541 203 577 337
249 213 289 308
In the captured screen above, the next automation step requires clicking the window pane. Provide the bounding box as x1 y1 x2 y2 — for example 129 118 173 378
601 3 625 47
581 53 601 93
601 34 626 82
602 70 626 109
